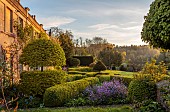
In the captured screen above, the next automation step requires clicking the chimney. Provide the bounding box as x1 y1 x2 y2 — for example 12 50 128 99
25 7 30 17
33 15 36 19
49 29 52 36
40 24 43 28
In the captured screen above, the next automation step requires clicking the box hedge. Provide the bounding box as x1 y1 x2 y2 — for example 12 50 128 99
73 56 93 66
43 77 99 107
86 72 97 77
112 76 133 86
68 67 93 72
66 75 87 82
19 70 66 97
96 75 111 82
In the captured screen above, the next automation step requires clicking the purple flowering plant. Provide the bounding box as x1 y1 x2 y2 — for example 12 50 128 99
83 79 128 105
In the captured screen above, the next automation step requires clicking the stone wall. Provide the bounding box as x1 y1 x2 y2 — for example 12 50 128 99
156 80 170 111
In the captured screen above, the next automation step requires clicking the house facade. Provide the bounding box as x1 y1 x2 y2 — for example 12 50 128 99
0 0 48 82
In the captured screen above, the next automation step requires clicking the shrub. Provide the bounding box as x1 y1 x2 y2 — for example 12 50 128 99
65 97 87 107
86 72 97 77
83 79 128 105
127 65 135 72
69 58 80 67
166 63 170 70
136 59 167 83
69 67 93 72
20 70 66 97
119 64 127 71
111 65 116 70
18 96 43 109
113 76 133 86
89 62 96 68
96 75 111 82
137 100 165 112
128 80 157 103
73 56 94 66
19 39 66 71
93 60 107 72
68 71 81 74
43 77 99 107
66 75 87 82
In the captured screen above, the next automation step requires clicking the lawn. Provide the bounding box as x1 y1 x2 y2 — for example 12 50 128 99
68 67 136 78
17 106 133 112
101 70 136 78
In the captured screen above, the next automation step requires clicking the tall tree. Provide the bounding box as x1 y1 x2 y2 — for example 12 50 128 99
49 27 74 61
92 37 107 44
98 47 114 68
141 0 170 50
98 48 123 68
58 30 74 61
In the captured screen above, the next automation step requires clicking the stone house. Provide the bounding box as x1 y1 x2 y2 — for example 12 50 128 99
0 0 48 82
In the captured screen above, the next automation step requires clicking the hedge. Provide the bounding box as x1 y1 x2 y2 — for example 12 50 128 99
96 75 111 82
73 56 93 66
43 77 99 107
68 67 93 72
20 70 66 97
66 75 87 82
86 72 97 77
112 76 133 86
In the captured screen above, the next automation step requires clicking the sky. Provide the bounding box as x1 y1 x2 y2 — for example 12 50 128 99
20 0 154 46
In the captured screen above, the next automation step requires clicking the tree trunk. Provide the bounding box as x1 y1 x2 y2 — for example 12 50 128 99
41 66 43 72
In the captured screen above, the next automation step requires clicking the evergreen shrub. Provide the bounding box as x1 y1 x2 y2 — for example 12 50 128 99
96 75 111 82
112 76 133 86
43 77 99 107
69 58 80 67
20 70 66 97
73 56 93 66
128 80 157 102
93 61 107 72
66 75 87 82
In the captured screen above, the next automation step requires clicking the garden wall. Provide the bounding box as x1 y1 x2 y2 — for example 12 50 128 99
156 80 170 111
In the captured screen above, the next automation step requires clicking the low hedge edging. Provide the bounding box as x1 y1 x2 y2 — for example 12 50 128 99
43 77 99 107
66 75 87 82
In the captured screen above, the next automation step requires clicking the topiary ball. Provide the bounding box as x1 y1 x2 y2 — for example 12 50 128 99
69 58 80 67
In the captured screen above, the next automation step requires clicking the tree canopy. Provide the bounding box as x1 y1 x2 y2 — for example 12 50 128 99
98 48 123 67
141 0 170 49
19 38 66 68
49 27 74 61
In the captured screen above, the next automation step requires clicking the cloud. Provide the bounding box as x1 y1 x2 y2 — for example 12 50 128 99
38 16 76 28
71 22 145 46
89 24 119 30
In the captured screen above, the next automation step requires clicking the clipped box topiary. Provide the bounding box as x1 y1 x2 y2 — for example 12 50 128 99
43 77 99 107
69 58 80 67
19 70 67 97
93 60 107 72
